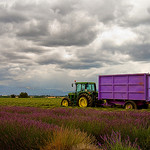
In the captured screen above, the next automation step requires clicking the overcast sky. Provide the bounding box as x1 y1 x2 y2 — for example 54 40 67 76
0 0 150 90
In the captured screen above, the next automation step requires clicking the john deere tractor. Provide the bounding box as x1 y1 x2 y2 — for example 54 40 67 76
61 82 98 107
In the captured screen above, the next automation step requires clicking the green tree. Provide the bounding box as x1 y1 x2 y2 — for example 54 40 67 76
10 94 16 98
19 92 29 98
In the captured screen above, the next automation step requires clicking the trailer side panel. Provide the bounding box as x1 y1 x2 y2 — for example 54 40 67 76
98 73 149 101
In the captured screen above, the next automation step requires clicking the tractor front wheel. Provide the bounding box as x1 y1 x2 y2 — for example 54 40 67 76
61 97 71 107
78 93 93 108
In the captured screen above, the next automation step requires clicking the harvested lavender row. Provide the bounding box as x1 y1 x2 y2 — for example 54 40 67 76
1 106 149 128
0 106 150 150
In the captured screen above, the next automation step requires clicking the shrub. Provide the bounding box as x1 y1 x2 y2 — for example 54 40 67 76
10 94 16 98
19 92 29 98
41 127 98 150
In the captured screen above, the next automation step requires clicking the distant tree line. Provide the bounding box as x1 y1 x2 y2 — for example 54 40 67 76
10 92 29 98
0 93 64 98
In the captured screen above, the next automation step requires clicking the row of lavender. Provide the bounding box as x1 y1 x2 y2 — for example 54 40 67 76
0 106 150 149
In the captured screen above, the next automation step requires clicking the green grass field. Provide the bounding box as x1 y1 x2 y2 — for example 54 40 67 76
0 97 149 111
0 98 62 108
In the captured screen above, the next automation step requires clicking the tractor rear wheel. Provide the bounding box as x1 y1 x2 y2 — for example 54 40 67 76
61 97 71 107
124 101 137 109
78 93 93 107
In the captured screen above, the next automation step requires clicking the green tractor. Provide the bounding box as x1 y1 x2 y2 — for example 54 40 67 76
61 82 98 107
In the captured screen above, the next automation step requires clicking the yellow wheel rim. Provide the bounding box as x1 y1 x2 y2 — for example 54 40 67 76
125 103 133 109
79 97 88 107
62 100 68 107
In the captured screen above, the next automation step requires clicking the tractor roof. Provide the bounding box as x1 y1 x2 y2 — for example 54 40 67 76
75 82 96 84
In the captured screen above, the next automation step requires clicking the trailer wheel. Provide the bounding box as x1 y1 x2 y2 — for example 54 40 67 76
61 97 71 107
78 93 93 107
124 101 137 109
142 103 149 109
111 104 116 108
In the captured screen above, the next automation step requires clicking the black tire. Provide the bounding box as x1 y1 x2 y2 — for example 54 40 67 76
77 93 93 107
111 104 116 108
124 101 137 109
142 103 149 109
61 97 71 107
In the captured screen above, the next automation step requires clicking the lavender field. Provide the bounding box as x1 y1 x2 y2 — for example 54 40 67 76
0 99 150 150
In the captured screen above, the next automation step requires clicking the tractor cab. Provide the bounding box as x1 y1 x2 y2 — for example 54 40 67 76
61 81 98 107
75 82 96 93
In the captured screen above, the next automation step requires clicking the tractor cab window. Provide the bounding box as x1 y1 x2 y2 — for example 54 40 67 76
82 84 85 91
76 84 82 92
91 84 95 91
86 84 95 92
76 83 96 92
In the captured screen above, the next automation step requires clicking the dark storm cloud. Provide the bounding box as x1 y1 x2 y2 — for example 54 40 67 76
124 17 150 27
0 12 26 23
0 0 135 48
38 57 102 70
0 65 21 82
102 41 150 62
42 26 98 47
117 5 150 27
0 23 14 35
0 5 27 23
36 51 102 70
16 11 99 47
0 0 150 89
14 0 133 47
2 51 29 60
78 0 129 22
37 53 64 65
148 7 150 14
125 44 150 61
21 47 49 54
60 62 101 70
50 0 76 15
17 21 48 38
74 46 124 67
36 45 121 70
0 0 99 47
0 51 34 65
0 71 12 81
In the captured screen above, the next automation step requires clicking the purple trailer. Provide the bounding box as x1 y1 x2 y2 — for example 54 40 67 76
98 73 150 109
